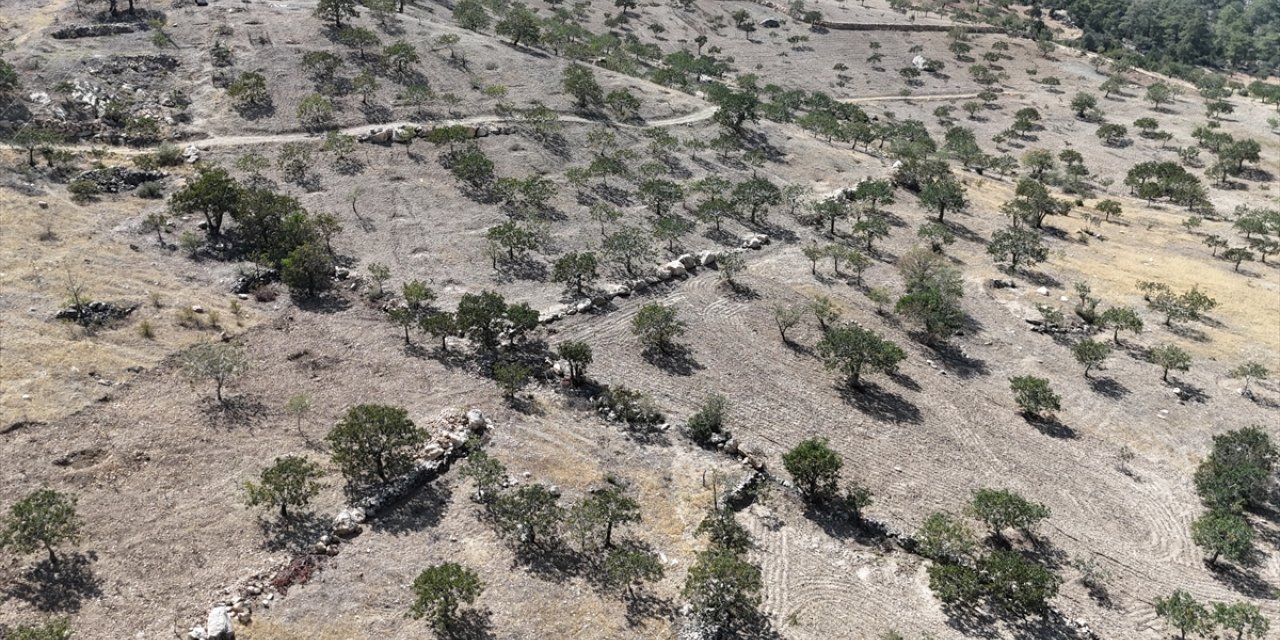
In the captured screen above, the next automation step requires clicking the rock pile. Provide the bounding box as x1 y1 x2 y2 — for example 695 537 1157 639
230 269 278 295
357 123 515 144
75 166 166 193
55 301 138 325
51 23 143 39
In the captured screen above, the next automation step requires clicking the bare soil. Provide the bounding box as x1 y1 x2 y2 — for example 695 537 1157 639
1 0 1278 637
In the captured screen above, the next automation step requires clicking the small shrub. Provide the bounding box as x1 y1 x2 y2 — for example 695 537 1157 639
67 179 100 203
136 181 164 199
601 385 662 425
137 319 155 339
154 143 184 166
686 394 729 446
252 285 278 302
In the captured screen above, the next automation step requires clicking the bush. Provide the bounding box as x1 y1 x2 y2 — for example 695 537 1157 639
67 179 100 203
686 394 729 446
1009 375 1060 417
136 181 164 199
783 438 843 502
601 385 662 425
155 143 184 166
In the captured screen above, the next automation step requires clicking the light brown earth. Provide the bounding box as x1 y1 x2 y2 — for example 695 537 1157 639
1 0 1277 637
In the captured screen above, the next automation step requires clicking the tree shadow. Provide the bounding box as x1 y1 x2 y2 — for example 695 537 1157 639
494 256 548 283
369 480 453 535
931 341 989 379
257 512 329 552
1016 268 1063 289
621 422 672 447
293 292 354 314
3 552 103 613
1207 562 1276 600
942 605 1001 638
359 102 394 124
1087 376 1130 399
641 344 703 377
886 369 922 392
1023 414 1077 439
1166 323 1209 343
441 607 496 640
1023 536 1069 570
511 540 582 584
202 394 269 430
235 101 276 121
837 381 922 424
1169 379 1210 404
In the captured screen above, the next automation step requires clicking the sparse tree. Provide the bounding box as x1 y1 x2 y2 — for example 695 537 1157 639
916 512 977 564
1155 590 1210 640
1095 199 1122 222
1 489 82 566
631 302 686 354
683 549 762 637
1009 375 1060 417
562 63 604 110
783 438 842 502
1150 344 1191 382
1191 510 1257 568
180 342 248 404
817 324 906 388
1099 306 1142 344
1212 602 1270 640
987 227 1047 270
491 484 563 547
452 0 490 31
967 488 1050 541
603 226 651 275
1071 339 1111 377
409 563 484 633
1228 362 1268 398
326 404 424 484
556 340 592 384
602 546 664 599
1070 92 1098 118
553 251 599 297
244 456 325 519
315 0 359 28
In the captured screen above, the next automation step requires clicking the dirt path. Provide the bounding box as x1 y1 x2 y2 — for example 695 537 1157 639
840 90 1025 104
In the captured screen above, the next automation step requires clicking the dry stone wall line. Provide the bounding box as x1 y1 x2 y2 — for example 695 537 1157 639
744 0 1006 33
184 408 488 640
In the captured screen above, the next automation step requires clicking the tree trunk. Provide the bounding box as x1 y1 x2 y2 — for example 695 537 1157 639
46 542 59 566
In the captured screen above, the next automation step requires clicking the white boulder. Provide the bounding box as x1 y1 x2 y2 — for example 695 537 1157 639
206 606 234 640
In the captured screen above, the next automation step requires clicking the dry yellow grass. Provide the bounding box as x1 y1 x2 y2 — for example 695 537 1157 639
0 163 263 424
965 177 1280 365
239 620 370 640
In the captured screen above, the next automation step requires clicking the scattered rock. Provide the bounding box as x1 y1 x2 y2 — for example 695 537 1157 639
231 269 279 294
676 253 698 270
1036 286 1050 296
466 409 487 431
740 233 769 249
332 507 365 538
55 301 138 325
205 606 234 640
989 279 1016 288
